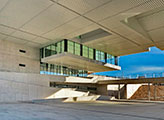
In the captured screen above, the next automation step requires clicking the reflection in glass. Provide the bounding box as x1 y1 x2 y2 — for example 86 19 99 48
41 40 117 65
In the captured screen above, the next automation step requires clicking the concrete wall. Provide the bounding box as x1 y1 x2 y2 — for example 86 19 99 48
0 40 40 73
107 84 142 99
0 71 66 102
126 84 142 99
97 85 108 96
47 88 89 99
107 84 127 99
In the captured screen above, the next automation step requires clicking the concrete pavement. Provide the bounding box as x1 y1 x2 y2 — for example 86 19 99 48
0 100 164 120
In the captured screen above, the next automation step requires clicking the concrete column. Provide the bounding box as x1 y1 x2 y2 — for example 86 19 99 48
148 83 151 101
64 39 68 52
118 84 121 99
114 56 118 65
97 85 108 96
124 84 127 99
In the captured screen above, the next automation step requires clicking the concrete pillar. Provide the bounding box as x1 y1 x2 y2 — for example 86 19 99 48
114 56 118 65
124 84 127 99
118 84 121 99
148 83 151 101
97 85 108 96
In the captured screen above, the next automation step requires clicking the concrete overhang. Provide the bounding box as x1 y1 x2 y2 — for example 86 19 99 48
98 77 164 85
53 77 164 86
41 52 121 72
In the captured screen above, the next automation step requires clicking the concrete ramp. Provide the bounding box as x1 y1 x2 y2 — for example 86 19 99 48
46 88 90 99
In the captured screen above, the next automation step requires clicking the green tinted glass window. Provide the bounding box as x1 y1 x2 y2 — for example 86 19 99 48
61 40 64 52
56 42 61 53
83 46 88 58
89 48 93 59
100 51 105 61
68 41 74 54
96 50 100 61
75 43 80 56
45 45 51 57
51 44 56 55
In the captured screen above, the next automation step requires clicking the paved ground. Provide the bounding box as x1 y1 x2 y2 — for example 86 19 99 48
0 100 164 120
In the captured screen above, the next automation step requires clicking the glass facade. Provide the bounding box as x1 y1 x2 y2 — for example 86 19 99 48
40 39 116 65
40 39 118 76
40 40 65 58
40 62 88 76
75 42 80 56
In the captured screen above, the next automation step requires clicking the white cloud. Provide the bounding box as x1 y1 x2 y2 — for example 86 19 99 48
149 47 164 54
133 66 164 73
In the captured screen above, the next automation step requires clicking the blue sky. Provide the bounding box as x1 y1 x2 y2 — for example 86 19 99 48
96 47 164 77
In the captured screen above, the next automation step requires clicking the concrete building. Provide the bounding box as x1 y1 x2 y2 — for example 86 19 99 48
0 0 164 102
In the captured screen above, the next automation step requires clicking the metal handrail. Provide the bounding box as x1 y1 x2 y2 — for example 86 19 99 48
119 72 164 79
105 72 164 79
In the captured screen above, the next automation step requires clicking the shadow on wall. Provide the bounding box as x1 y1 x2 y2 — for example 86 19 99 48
46 88 89 99
108 85 127 99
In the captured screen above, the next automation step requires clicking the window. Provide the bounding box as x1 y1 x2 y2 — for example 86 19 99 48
40 40 116 65
89 48 93 59
68 41 74 54
75 43 80 56
96 50 105 62
83 46 88 58
107 54 114 64
19 64 26 67
96 50 100 61
51 44 56 55
57 42 61 53
19 49 26 53
45 45 51 57
61 40 65 53
100 51 105 62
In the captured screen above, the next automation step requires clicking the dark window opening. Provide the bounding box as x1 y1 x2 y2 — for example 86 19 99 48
19 64 26 67
19 49 26 53
50 82 97 92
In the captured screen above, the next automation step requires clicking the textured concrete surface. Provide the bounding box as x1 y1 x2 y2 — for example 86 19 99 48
0 71 66 102
0 100 164 120
0 39 40 73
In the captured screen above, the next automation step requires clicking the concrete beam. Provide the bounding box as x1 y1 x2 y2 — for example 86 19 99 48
98 77 164 85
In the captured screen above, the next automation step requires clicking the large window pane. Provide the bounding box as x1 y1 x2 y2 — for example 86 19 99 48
107 54 114 64
68 41 74 54
100 51 105 62
45 45 51 57
83 46 88 58
96 50 100 61
61 40 65 52
89 48 93 59
57 42 61 53
75 43 80 56
51 44 56 55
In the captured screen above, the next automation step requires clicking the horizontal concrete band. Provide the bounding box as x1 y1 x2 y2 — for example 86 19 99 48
98 77 164 85
42 52 121 72
55 77 164 85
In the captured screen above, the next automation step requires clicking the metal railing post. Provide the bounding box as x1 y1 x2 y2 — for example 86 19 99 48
148 83 151 101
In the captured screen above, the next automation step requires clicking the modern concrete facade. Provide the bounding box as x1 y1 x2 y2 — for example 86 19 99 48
0 71 65 102
0 39 40 73
0 0 164 102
